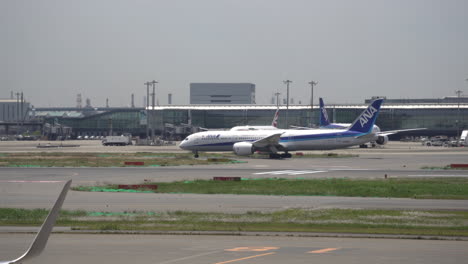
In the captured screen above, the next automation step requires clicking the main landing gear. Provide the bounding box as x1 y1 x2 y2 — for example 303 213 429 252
269 152 292 159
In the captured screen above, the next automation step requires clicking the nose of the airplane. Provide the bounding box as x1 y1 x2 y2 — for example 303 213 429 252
179 139 190 150
179 140 186 149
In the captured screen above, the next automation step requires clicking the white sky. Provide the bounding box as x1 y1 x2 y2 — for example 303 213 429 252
1 0 468 107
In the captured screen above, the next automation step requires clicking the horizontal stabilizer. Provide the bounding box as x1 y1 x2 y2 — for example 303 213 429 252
378 128 427 137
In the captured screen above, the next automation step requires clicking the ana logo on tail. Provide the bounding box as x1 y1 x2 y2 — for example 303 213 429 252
321 108 329 124
359 106 378 128
348 98 383 133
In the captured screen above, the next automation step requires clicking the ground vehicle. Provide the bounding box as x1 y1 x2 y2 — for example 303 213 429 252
423 135 449 146
461 130 468 146
102 135 132 146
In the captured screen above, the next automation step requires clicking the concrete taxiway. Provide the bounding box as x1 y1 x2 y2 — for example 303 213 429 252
1 234 467 264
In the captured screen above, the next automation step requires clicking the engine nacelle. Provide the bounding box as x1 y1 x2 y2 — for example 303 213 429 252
233 142 254 156
376 135 389 145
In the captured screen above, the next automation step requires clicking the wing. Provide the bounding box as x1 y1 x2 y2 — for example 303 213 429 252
378 128 426 137
252 133 283 148
289 125 313 130
1 180 72 264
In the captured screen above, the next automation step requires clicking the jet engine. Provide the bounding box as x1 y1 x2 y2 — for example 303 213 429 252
376 135 389 145
233 142 254 156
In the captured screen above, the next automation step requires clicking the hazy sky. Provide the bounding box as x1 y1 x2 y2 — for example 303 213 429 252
1 0 468 107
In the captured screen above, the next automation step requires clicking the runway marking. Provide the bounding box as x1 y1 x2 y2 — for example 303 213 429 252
253 170 326 176
225 247 279 252
214 252 276 264
408 175 468 177
0 180 64 183
308 248 339 254
329 168 370 171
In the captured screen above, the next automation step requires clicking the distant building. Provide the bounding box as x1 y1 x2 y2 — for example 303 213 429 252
190 83 255 104
0 99 31 122
365 96 468 104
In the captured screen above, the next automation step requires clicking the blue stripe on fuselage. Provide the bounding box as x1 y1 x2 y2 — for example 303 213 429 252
280 130 364 142
191 130 366 148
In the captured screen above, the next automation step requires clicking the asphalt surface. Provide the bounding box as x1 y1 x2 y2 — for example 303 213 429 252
1 234 467 264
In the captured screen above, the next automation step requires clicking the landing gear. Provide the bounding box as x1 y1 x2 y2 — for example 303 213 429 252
269 153 281 159
193 150 199 158
268 152 292 159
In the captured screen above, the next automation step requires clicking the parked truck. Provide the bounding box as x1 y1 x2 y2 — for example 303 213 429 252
461 130 468 146
102 135 132 146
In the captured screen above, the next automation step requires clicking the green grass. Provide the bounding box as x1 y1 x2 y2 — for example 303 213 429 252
1 208 467 236
75 178 468 199
0 152 242 167
0 152 356 167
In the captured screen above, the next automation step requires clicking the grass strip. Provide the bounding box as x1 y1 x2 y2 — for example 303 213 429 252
0 152 242 167
1 208 467 236
74 178 468 199
0 152 355 167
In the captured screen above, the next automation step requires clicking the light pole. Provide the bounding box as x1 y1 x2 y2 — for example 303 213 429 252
151 80 158 141
15 92 20 130
144 81 152 141
274 92 281 108
308 81 318 127
455 89 463 145
283 80 292 128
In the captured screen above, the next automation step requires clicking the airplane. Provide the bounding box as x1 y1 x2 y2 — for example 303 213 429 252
318 97 426 147
1 180 72 264
179 99 384 158
230 108 280 131
319 97 355 129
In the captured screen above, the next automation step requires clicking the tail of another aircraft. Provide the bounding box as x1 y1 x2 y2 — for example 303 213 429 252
271 108 279 127
319 98 331 127
348 99 384 134
2 180 72 264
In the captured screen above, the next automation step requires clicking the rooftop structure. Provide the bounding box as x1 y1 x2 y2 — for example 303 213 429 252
190 83 255 104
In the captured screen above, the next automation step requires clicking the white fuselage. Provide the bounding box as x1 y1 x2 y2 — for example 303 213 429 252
230 125 279 131
179 128 377 152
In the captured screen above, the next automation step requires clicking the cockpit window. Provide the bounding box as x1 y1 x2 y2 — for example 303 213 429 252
184 137 189 141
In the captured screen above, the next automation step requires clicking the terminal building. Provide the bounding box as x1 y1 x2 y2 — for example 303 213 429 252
2 94 467 141
22 101 466 141
0 98 31 122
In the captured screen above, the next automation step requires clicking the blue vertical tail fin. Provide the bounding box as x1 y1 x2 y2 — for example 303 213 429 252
348 99 384 133
319 98 331 127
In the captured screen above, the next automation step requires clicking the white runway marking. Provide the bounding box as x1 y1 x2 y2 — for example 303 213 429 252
0 180 64 183
408 175 468 177
328 168 370 171
253 170 327 176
